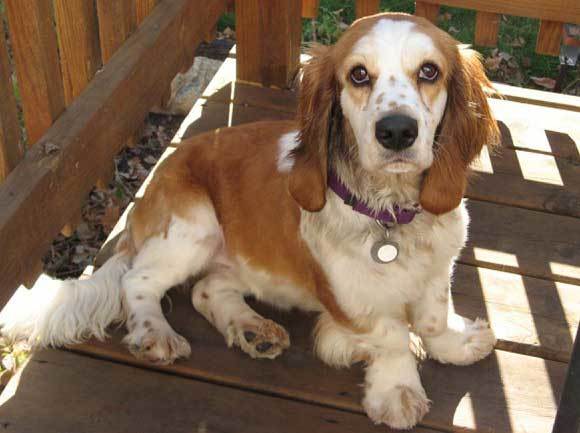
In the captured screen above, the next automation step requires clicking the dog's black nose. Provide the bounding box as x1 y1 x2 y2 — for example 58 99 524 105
375 115 418 151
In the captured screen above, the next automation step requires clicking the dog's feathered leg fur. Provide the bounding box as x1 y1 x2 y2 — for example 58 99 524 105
0 253 130 347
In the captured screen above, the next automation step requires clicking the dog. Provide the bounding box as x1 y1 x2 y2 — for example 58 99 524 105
0 13 500 429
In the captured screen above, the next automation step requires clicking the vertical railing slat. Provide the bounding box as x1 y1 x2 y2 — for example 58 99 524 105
135 0 158 25
415 1 440 24
355 0 380 19
302 0 319 19
4 0 65 145
235 0 302 88
54 0 102 105
536 20 564 56
96 0 136 64
0 21 22 183
474 11 500 47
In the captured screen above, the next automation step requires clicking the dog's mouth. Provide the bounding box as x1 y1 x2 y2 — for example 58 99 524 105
382 154 420 173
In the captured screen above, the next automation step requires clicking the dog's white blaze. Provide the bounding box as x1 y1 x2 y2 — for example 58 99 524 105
277 130 300 172
341 19 448 173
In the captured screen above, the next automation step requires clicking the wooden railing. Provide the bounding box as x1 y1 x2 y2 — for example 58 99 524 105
0 0 225 300
414 0 580 55
0 0 160 184
301 0 580 56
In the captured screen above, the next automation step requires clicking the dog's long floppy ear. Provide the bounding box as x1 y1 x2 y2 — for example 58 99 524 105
420 47 500 215
288 45 336 212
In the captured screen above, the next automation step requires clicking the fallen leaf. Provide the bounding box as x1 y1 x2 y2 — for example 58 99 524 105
498 51 513 62
485 57 502 71
530 76 556 90
509 36 525 47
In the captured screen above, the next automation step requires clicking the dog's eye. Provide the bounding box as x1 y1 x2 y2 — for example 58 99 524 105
350 66 370 85
419 63 439 82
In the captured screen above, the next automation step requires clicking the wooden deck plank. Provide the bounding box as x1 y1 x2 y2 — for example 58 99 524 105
453 264 579 362
0 349 437 433
0 0 226 304
72 290 566 433
461 200 580 285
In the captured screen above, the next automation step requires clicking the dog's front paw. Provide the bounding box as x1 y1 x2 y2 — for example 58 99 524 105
456 318 496 365
226 317 290 360
423 317 496 366
363 384 430 429
123 321 191 365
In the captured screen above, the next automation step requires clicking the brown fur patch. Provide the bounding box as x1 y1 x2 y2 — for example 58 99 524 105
120 121 354 330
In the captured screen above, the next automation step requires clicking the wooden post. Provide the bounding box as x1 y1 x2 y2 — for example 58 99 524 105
96 0 136 64
135 0 159 25
355 0 380 19
302 0 319 18
415 1 440 24
235 0 301 88
4 0 65 145
54 0 102 105
0 22 23 183
474 12 500 47
536 20 564 56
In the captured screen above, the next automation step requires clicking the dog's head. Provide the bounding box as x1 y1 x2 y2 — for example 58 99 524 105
289 13 499 214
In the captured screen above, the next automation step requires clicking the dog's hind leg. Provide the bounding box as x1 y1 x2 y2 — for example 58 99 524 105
192 269 290 359
122 205 221 364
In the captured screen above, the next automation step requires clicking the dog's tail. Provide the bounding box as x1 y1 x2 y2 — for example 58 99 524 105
0 253 130 347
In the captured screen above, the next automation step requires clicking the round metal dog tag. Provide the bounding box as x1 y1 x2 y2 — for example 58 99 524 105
371 240 399 264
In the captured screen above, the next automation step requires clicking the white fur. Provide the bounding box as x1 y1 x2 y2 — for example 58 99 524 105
0 253 130 346
341 19 448 174
276 130 299 173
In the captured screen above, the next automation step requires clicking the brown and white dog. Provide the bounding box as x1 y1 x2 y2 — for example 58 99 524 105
1 13 500 429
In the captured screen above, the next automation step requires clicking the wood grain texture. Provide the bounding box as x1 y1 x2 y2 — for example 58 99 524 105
4 0 65 144
474 11 500 47
235 0 301 88
415 1 440 23
536 20 563 56
355 0 380 18
0 24 22 182
461 200 580 284
468 145 580 218
0 0 226 304
54 0 102 105
490 83 580 114
417 0 580 24
71 290 567 433
96 0 136 64
0 349 439 433
135 0 159 25
302 0 319 18
453 264 579 362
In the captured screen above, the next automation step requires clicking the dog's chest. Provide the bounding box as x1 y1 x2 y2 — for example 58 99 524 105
302 206 466 318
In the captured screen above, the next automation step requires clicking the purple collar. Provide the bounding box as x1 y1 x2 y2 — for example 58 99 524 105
327 171 420 225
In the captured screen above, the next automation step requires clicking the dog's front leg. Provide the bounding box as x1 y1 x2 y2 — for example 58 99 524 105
315 313 430 429
410 273 496 366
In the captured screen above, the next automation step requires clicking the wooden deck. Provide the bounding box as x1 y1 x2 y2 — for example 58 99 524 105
1 57 579 433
